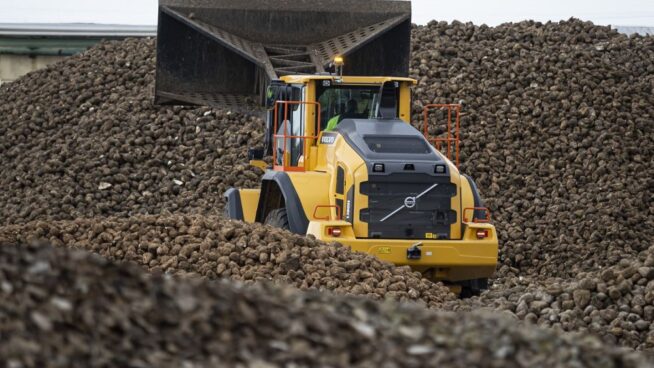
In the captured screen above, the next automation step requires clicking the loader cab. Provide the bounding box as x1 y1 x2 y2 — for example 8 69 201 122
262 76 416 172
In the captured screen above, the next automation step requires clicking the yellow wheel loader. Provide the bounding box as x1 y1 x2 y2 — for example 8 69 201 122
154 0 498 295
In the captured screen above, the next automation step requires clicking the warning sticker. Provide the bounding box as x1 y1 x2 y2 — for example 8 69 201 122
377 247 391 254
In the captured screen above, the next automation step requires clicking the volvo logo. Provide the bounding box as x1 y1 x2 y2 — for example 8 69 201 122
404 196 416 209
320 135 336 144
380 183 439 222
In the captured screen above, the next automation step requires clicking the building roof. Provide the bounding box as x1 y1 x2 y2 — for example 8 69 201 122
0 23 156 38
0 23 156 56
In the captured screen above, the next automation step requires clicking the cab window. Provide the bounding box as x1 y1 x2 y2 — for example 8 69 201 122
316 82 384 131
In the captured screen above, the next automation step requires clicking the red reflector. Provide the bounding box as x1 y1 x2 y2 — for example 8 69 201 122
328 227 342 237
476 230 489 239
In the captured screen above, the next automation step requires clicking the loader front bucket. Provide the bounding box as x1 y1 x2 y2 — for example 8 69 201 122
154 0 412 111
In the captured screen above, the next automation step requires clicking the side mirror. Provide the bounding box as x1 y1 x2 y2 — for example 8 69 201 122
266 80 285 108
265 86 277 109
265 83 302 110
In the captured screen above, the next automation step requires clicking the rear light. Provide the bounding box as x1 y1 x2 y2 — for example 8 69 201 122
476 230 489 239
328 227 342 237
434 164 446 174
372 163 385 172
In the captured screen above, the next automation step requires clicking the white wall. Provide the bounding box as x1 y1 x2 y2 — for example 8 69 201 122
0 54 65 84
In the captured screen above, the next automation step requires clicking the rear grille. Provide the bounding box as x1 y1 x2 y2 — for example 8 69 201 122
360 174 456 239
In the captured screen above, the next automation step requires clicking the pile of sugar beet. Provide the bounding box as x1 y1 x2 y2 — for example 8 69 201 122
0 17 653 364
1 243 648 368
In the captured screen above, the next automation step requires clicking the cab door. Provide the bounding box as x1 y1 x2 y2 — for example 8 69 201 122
267 84 310 170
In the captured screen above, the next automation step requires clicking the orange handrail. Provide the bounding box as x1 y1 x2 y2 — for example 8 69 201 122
313 204 342 221
273 100 321 172
463 207 491 223
423 104 461 167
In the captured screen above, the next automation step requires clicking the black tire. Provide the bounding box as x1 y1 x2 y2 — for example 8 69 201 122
458 278 488 299
264 208 290 230
459 287 478 299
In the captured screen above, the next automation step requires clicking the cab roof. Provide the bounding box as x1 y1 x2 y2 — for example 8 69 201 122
280 75 417 85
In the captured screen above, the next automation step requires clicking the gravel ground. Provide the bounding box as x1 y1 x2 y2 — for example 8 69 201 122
0 243 649 368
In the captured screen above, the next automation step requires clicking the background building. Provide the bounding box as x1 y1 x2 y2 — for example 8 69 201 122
614 26 654 35
0 23 155 85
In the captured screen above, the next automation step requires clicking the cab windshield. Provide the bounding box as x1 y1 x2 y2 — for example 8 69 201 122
316 83 382 131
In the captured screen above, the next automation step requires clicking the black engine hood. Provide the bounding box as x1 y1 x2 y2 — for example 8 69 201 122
334 118 444 162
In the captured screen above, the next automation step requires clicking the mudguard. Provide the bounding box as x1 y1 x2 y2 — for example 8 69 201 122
256 171 309 234
224 188 244 221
